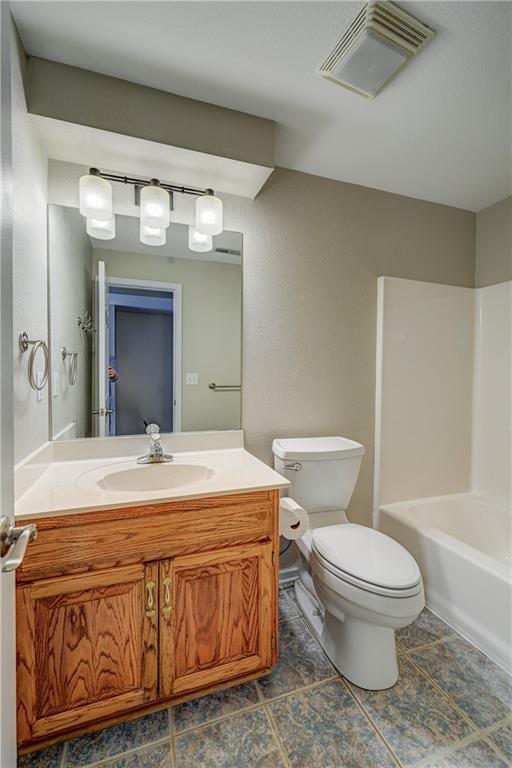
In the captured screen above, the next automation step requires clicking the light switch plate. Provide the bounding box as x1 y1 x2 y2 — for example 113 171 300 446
185 373 199 385
53 373 60 397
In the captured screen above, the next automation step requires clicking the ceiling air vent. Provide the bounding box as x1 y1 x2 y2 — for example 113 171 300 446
318 1 435 99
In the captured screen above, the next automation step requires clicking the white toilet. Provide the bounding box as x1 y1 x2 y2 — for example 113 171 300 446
273 436 424 690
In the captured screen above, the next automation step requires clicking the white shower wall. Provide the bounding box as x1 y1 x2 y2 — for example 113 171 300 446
472 281 511 507
374 278 474 509
374 277 511 512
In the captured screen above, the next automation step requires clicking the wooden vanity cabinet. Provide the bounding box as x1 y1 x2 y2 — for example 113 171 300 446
16 563 159 743
16 490 279 750
160 542 274 698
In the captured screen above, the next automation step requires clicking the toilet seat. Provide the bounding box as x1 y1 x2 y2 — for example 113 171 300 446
312 524 422 598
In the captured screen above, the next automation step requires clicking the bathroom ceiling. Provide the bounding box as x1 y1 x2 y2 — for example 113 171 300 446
11 1 511 212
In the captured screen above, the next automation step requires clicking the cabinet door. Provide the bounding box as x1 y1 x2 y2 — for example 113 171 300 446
17 563 158 744
161 542 274 697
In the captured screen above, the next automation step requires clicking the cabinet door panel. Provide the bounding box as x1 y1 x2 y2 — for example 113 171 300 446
17 564 158 744
164 543 274 696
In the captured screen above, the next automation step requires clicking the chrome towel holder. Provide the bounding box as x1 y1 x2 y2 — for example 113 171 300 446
18 332 49 391
61 347 78 385
208 382 241 392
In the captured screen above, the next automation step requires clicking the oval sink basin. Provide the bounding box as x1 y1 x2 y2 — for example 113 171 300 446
96 463 214 493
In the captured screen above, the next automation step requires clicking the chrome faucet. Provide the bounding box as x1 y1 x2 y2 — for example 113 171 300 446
137 423 174 464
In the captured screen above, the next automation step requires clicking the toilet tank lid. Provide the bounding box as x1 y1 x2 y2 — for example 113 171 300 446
272 436 365 461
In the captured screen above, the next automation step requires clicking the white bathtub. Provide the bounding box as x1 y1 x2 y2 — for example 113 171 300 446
378 493 511 673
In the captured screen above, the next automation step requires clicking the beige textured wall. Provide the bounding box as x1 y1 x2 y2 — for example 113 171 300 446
93 248 242 432
27 57 275 168
475 196 512 287
222 168 475 526
21 157 475 528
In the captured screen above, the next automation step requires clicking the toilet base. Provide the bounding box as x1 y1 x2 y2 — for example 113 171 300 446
294 579 399 690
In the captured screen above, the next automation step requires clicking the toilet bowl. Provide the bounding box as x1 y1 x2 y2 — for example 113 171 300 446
273 437 424 690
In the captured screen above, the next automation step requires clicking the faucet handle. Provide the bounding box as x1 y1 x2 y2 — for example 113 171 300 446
146 423 160 437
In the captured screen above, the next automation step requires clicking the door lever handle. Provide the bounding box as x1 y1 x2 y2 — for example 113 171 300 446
0 517 38 573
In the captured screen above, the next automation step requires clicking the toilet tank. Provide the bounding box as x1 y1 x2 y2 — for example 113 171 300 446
272 436 365 514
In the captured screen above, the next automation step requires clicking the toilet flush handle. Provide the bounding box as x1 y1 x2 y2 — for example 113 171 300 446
281 462 302 471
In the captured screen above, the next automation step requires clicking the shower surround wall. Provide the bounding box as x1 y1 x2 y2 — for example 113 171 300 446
374 278 474 508
375 276 511 510
375 275 511 668
472 281 511 506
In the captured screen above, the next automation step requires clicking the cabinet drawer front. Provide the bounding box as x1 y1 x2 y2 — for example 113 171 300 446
161 542 274 697
17 564 158 744
17 492 274 583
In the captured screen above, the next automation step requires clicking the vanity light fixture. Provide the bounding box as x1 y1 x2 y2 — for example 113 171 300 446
79 169 112 220
188 225 213 253
86 216 116 240
195 189 223 236
140 180 170 230
140 220 166 247
78 168 224 248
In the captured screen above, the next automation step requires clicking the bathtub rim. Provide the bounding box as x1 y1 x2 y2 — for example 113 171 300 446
379 491 511 581
378 491 512 673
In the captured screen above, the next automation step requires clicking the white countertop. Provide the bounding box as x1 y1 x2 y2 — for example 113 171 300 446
15 447 290 520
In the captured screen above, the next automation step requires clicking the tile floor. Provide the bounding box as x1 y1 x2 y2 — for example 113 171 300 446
19 586 512 768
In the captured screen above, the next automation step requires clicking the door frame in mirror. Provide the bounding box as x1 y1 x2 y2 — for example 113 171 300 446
106 276 182 434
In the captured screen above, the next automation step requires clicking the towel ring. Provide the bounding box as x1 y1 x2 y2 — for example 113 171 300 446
18 332 49 391
61 347 78 386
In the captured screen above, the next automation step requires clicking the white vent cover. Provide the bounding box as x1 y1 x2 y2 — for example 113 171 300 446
318 1 435 99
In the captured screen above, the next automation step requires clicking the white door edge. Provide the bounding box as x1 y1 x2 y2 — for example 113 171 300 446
0 5 17 765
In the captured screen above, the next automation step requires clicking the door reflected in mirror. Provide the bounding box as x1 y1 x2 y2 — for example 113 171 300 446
48 205 242 439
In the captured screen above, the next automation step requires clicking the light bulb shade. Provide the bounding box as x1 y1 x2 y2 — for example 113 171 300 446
79 173 112 220
140 220 166 246
195 191 223 235
87 216 116 240
188 225 212 253
140 183 170 229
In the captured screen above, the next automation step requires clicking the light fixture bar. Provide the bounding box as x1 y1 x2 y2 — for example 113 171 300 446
89 168 208 197
80 168 224 248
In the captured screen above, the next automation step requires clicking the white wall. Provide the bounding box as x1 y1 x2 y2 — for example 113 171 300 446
11 23 48 464
472 281 511 506
375 277 475 508
48 205 92 439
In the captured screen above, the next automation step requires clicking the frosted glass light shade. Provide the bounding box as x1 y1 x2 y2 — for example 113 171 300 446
87 216 116 240
140 220 166 246
79 173 112 220
195 190 223 235
188 226 212 253
140 183 170 229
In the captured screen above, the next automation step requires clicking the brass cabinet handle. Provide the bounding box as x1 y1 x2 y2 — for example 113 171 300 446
162 577 172 618
145 580 156 618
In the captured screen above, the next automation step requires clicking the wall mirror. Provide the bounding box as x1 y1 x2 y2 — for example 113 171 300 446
47 204 242 439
